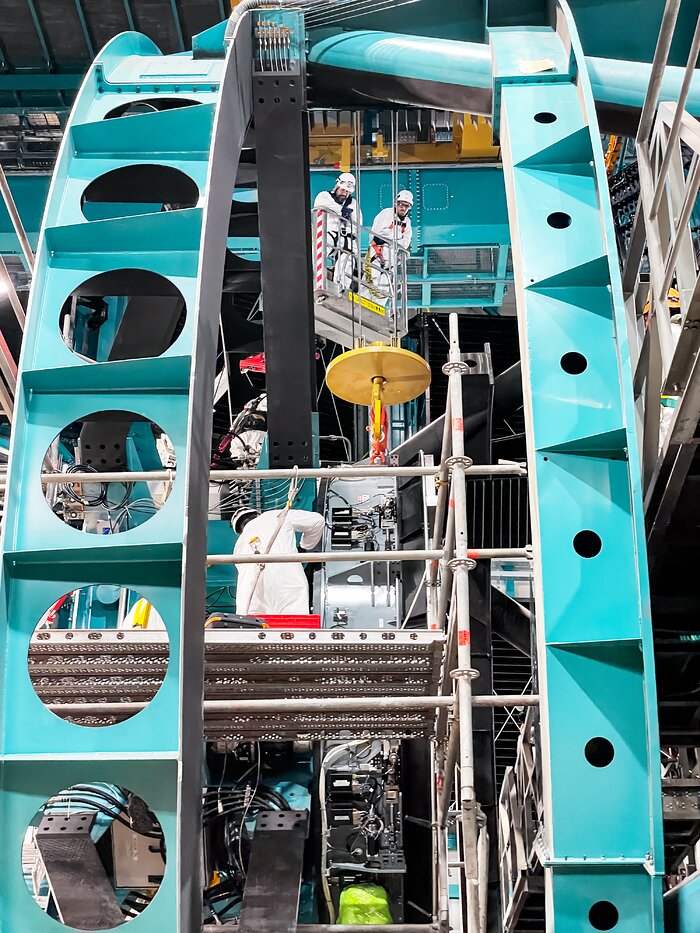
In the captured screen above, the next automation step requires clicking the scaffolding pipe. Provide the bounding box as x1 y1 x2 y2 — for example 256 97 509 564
39 463 526 484
206 547 531 565
299 927 437 932
445 311 480 929
435 491 456 631
208 548 444 565
439 713 459 828
433 736 451 932
49 696 454 717
436 545 457 745
472 694 538 707
426 383 453 628
206 696 454 713
436 811 451 933
476 809 489 933
47 694 537 718
636 147 678 375
0 254 26 328
0 165 35 272
649 13 700 219
661 153 700 298
216 924 434 932
430 739 443 928
636 0 683 146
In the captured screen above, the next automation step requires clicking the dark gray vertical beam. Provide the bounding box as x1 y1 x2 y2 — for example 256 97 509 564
181 25 253 928
254 66 317 468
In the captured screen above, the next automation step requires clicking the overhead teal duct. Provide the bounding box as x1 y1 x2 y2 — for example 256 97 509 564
309 29 700 133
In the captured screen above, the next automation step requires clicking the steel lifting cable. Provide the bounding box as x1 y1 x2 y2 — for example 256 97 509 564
390 109 400 333
233 0 422 32
304 0 420 27
353 110 364 345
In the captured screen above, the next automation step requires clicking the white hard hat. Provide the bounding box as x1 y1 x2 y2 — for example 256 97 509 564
396 190 413 206
335 172 356 193
231 507 259 534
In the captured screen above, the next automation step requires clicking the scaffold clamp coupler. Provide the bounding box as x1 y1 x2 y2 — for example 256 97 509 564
445 455 473 470
448 557 477 572
442 360 470 375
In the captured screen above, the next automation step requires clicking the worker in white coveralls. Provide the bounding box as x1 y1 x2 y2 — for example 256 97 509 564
313 172 363 289
313 171 363 238
370 190 413 256
231 506 325 615
364 190 413 300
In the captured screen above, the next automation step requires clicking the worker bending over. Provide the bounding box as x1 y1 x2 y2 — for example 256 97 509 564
231 506 325 615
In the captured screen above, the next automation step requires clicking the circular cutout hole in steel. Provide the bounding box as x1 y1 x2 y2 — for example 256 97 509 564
24 783 166 927
547 211 572 229
560 351 588 374
534 111 557 123
81 164 198 222
573 530 602 558
589 901 619 929
584 737 615 768
104 97 199 119
42 410 176 535
59 269 186 362
29 585 168 728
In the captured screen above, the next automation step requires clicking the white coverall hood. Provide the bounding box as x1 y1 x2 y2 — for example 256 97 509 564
234 509 325 615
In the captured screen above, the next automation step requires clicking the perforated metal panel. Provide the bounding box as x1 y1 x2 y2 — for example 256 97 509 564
30 629 446 740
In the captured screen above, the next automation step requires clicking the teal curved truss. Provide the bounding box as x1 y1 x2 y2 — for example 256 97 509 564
0 23 252 932
491 2 662 930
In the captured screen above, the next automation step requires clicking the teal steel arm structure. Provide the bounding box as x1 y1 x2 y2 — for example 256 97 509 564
0 5 666 932
0 20 253 933
490 2 663 929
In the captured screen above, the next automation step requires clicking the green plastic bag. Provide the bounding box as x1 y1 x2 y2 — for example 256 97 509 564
337 883 393 925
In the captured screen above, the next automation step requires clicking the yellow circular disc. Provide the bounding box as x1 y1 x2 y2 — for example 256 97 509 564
326 344 431 407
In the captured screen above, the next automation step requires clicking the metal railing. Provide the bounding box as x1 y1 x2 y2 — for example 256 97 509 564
497 706 544 932
466 475 531 550
622 0 700 494
312 206 410 339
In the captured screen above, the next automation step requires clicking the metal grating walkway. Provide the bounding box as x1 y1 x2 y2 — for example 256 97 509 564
31 629 445 740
